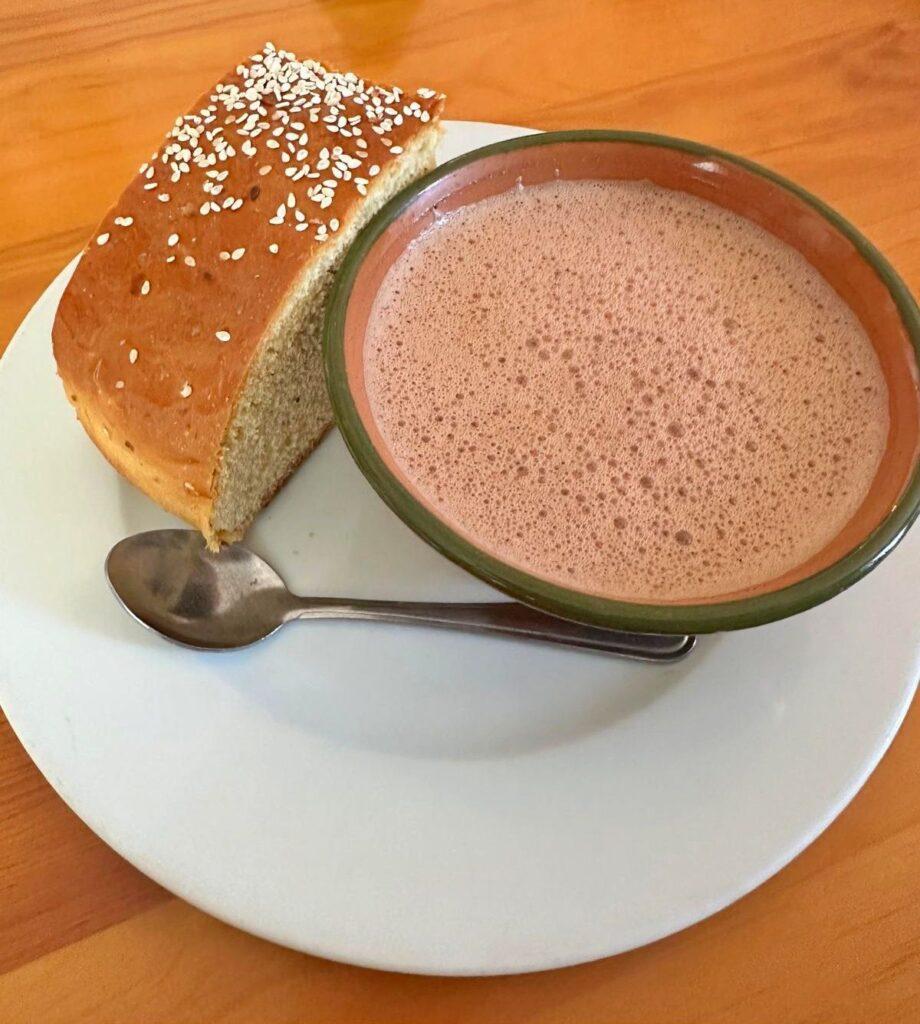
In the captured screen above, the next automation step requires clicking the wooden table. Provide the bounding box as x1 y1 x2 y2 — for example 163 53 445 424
2 1 919 1019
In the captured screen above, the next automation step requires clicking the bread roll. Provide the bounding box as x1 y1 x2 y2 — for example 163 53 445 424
53 43 444 547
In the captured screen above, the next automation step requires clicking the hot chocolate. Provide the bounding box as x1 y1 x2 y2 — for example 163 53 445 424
364 179 889 602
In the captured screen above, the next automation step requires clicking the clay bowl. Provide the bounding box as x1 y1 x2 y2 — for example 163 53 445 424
324 131 920 633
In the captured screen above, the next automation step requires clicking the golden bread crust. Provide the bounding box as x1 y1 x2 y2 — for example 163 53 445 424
52 44 444 532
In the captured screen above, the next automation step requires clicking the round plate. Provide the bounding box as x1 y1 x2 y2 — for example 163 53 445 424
0 121 918 976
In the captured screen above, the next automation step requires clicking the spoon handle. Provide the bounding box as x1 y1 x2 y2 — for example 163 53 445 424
288 599 695 662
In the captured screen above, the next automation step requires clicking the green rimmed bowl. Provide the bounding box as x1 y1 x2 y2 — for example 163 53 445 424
324 130 920 634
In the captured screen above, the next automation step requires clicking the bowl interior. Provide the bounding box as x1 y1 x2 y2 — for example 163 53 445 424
328 133 920 631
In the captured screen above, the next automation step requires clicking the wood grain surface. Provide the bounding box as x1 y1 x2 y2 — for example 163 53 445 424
1 1 919 1019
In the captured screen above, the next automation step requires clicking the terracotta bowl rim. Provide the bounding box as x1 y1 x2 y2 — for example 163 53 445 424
323 129 920 634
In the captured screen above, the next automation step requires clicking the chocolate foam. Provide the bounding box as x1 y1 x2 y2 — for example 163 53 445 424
365 179 889 602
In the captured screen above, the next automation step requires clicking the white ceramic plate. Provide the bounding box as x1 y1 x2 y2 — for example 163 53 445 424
1 121 918 976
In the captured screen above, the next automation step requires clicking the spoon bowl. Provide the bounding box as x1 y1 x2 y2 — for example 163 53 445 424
106 530 293 649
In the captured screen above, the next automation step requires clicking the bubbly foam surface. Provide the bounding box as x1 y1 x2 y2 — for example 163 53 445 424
364 179 889 601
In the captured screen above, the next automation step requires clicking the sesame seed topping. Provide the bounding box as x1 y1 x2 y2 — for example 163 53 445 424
115 380 125 389
106 46 440 290
129 348 138 364
180 382 192 398
215 330 231 342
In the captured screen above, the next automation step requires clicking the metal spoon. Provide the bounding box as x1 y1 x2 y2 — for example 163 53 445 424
105 530 695 661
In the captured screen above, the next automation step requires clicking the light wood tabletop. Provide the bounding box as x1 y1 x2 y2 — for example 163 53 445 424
2 1 919 1019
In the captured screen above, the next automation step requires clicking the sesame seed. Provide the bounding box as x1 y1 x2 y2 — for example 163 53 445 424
166 255 176 262
157 193 170 202
369 164 380 176
140 279 151 295
329 217 340 231
200 202 211 215
259 165 272 175
219 250 231 260
390 146 403 154
129 348 138 364
143 182 158 190
167 233 179 246
115 380 125 389
231 247 245 260
268 243 279 253
180 383 192 398
96 233 110 245
215 330 231 342
184 255 196 267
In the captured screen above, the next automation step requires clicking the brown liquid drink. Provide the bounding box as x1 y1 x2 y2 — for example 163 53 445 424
364 180 890 602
